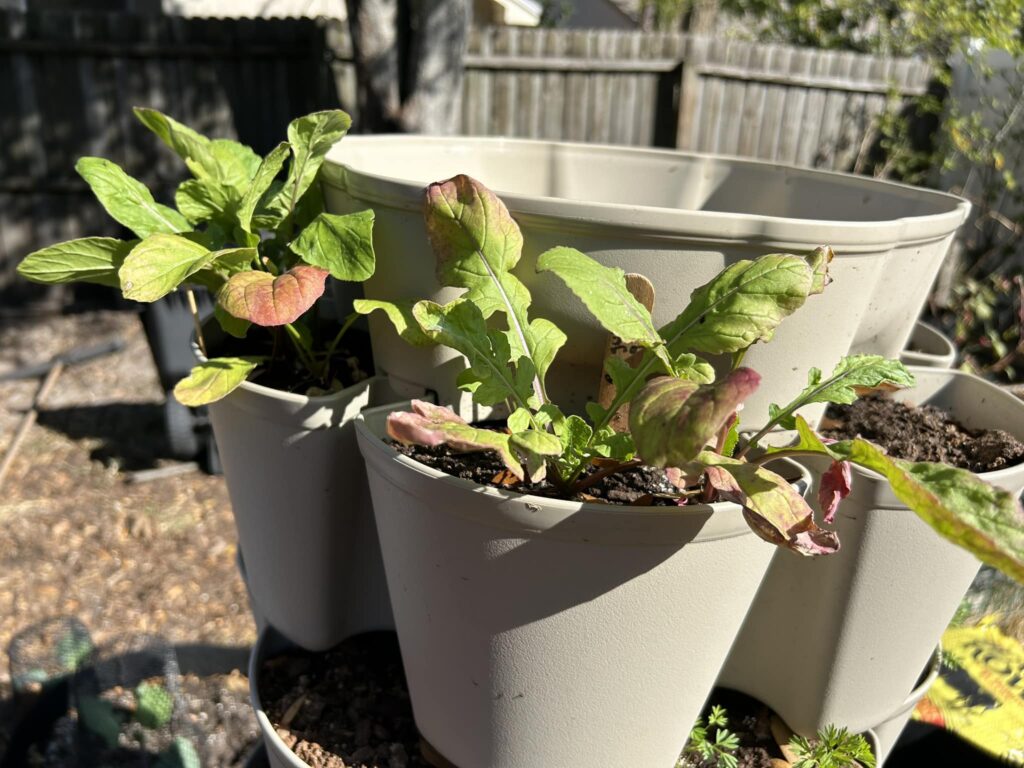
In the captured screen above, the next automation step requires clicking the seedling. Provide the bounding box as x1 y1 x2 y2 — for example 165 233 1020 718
17 108 375 405
680 705 739 768
789 725 876 768
364 174 1024 574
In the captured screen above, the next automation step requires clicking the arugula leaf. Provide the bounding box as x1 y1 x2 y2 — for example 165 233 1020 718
388 400 524 480
237 141 289 232
629 369 761 466
658 255 815 357
766 355 916 431
76 157 189 238
17 237 133 287
353 299 435 347
277 110 351 222
174 178 235 224
133 107 215 176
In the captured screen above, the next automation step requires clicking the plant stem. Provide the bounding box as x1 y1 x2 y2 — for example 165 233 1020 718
185 288 207 358
321 312 360 383
283 323 317 375
571 458 642 493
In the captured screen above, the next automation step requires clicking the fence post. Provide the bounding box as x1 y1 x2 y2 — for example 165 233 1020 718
675 36 705 150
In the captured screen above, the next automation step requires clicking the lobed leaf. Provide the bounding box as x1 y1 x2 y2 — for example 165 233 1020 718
218 265 329 326
119 234 217 302
173 357 260 406
353 299 435 347
388 400 524 480
413 299 536 408
17 237 132 287
697 451 840 556
658 255 815 357
290 210 375 282
536 246 667 358
76 157 190 239
629 369 761 466
768 355 916 430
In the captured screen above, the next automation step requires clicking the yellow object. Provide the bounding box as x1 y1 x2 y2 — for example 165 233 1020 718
914 618 1024 764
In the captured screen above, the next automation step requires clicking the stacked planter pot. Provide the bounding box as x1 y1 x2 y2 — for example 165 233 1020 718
718 368 1024 743
900 321 957 368
351 403 811 768
321 137 968 429
197 323 404 651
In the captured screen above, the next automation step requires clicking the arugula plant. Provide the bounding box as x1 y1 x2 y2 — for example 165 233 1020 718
17 108 374 406
360 174 1024 574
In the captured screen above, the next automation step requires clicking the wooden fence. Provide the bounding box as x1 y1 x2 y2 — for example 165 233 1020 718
0 12 932 304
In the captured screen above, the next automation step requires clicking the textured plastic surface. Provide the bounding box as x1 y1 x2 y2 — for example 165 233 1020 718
900 321 957 369
719 369 1024 735
355 403 810 768
322 137 968 428
205 369 398 651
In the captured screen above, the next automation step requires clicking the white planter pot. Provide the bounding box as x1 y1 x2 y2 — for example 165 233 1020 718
870 652 940 766
900 321 957 369
204 362 400 651
236 551 268 636
355 403 810 768
250 627 309 768
322 137 968 428
718 368 1024 735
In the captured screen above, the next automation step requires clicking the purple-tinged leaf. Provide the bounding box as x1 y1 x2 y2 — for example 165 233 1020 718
696 451 840 556
629 369 761 467
819 456 852 524
218 265 328 326
387 400 525 481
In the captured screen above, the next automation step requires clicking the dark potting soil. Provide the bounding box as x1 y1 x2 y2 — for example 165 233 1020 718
261 635 826 768
392 441 683 505
259 633 429 768
822 396 1024 473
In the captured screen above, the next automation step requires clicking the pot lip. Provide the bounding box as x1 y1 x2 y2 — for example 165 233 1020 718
355 404 810 527
189 334 371 407
249 627 308 768
845 366 1024 486
900 321 956 364
323 136 969 247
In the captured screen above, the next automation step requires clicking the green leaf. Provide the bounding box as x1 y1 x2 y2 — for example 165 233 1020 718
696 451 840 556
119 234 217 302
173 357 260 406
413 299 536 409
629 369 761 466
767 356 916 431
237 141 289 232
424 174 549 404
209 138 261 191
157 737 201 768
56 630 93 672
214 303 250 338
388 400 525 480
76 157 190 238
78 695 122 747
552 413 594 480
17 237 132 287
835 436 1024 584
805 245 834 295
135 682 173 729
536 246 667 355
175 178 235 224
290 210 375 281
510 428 562 482
133 107 215 175
353 299 435 347
277 110 351 221
218 265 329 326
658 255 815 357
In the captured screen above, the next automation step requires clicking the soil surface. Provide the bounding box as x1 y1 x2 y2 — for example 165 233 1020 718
0 308 258 764
394 442 682 505
822 396 1024 473
260 633 429 768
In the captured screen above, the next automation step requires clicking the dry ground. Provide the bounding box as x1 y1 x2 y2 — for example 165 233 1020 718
0 308 258 761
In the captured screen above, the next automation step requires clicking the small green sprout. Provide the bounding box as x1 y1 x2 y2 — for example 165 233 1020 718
789 724 876 768
680 704 740 768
